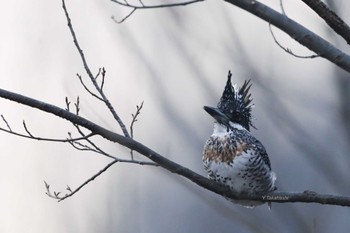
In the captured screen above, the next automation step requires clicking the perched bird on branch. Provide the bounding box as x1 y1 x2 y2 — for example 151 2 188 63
203 71 276 207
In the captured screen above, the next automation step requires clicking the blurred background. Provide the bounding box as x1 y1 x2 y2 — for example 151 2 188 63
0 0 350 232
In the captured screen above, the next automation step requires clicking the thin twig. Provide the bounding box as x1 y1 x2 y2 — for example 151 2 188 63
74 124 101 148
77 74 104 101
62 0 130 137
74 96 80 115
0 126 95 142
111 0 204 9
68 140 97 151
45 158 158 202
57 159 118 202
138 0 145 7
1 114 12 131
23 121 34 137
71 124 118 159
129 101 144 159
65 97 71 111
280 0 286 15
112 8 137 24
99 68 106 91
66 99 118 160
130 101 144 139
46 159 119 201
71 122 155 165
68 140 115 159
269 24 319 59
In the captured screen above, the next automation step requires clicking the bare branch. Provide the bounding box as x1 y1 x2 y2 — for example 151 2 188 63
70 122 154 165
301 0 350 45
269 24 319 59
1 87 349 206
0 122 95 143
110 0 203 23
45 158 158 202
258 191 350 207
112 0 350 72
222 0 350 73
2 0 350 207
68 139 98 151
58 159 119 202
279 0 286 16
129 101 144 159
115 0 350 72
111 0 204 9
138 0 145 7
112 8 137 24
62 0 130 137
65 97 71 111
44 180 53 197
99 68 106 91
3 98 89 146
130 101 144 139
23 121 34 137
1 114 12 131
74 96 80 115
70 124 118 160
77 74 104 101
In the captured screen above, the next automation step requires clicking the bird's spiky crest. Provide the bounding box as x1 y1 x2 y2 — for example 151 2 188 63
217 71 254 130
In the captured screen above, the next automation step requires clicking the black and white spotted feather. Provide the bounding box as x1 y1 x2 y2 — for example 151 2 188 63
203 71 276 207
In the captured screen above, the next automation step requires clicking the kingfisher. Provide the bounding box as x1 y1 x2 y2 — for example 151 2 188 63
202 71 276 207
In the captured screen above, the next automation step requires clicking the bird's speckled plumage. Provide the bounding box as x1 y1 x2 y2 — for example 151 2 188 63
203 71 276 207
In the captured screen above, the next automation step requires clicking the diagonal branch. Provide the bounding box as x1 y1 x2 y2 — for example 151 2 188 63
112 0 350 72
300 0 350 45
1 114 12 131
45 158 157 202
62 0 130 137
1 87 350 207
46 159 119 202
223 0 350 73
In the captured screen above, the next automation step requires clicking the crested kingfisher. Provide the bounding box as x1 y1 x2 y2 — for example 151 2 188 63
202 71 276 207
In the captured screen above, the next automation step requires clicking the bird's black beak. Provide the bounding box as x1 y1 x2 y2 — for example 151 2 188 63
203 106 230 125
